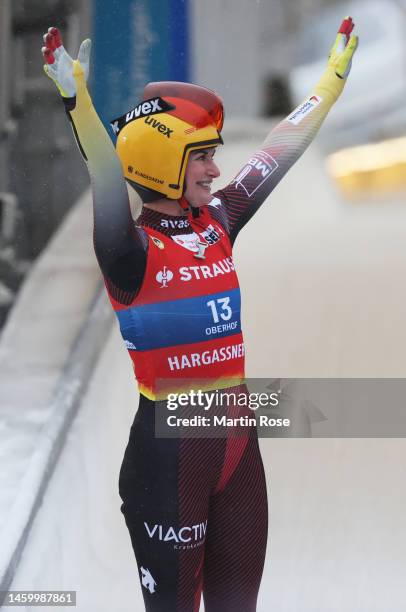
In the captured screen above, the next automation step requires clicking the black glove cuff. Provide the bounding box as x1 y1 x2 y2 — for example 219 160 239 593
62 96 77 113
62 96 88 161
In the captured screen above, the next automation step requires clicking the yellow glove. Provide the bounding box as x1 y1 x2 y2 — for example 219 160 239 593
328 16 358 79
315 16 359 100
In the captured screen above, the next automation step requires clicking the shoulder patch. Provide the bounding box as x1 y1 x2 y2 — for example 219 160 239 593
151 236 165 249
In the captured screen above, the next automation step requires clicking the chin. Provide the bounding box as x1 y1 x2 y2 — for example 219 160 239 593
186 191 212 207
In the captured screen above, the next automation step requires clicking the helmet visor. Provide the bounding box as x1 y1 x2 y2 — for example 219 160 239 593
143 81 224 132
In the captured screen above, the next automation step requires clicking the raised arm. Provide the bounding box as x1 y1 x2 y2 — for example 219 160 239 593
42 28 147 302
216 17 359 244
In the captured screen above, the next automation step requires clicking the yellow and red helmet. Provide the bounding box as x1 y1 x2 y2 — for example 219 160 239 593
111 81 224 201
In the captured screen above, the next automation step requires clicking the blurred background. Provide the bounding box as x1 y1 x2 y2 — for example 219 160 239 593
2 0 406 326
2 1 406 610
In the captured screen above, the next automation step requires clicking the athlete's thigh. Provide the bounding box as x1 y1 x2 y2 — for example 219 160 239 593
119 402 224 611
203 434 268 612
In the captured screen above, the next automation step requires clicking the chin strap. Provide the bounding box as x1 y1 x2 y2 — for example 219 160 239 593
179 196 201 218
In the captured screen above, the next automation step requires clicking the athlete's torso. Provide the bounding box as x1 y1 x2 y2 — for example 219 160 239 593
106 201 245 399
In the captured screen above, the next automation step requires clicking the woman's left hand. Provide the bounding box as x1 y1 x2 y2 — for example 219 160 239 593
328 16 359 79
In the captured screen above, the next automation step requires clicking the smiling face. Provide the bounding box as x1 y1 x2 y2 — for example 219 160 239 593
184 148 220 207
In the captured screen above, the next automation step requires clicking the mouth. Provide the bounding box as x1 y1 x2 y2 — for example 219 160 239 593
196 181 212 192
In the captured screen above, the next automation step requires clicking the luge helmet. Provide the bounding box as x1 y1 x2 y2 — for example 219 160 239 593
111 81 224 202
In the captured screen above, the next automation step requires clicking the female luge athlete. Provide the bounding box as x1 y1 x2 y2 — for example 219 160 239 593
41 19 357 612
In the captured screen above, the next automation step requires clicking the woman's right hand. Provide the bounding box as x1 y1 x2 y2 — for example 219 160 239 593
42 27 91 98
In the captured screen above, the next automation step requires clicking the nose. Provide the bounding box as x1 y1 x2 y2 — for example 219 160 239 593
207 158 220 178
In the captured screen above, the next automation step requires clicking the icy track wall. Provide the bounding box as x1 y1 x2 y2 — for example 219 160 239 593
0 189 113 600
